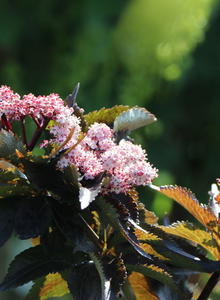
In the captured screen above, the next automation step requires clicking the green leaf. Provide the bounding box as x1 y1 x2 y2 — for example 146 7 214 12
113 107 156 132
38 273 69 300
84 106 130 128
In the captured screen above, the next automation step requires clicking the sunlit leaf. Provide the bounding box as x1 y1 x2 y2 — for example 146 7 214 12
84 105 130 128
113 107 156 132
79 185 101 210
215 192 220 205
137 202 158 225
209 183 220 221
128 272 159 300
39 273 69 300
150 185 219 232
134 225 168 260
127 264 177 293
159 221 220 260
130 219 220 273
32 236 41 246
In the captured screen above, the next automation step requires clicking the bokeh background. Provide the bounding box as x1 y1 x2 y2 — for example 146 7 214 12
0 0 220 299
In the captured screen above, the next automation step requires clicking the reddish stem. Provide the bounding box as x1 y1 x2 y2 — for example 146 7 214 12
1 114 13 131
27 118 49 151
31 115 41 128
20 117 28 147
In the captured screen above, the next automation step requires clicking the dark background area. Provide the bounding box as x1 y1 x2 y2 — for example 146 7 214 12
0 0 220 298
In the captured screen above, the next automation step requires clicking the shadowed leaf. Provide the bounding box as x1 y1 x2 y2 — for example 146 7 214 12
0 129 24 161
95 197 153 261
67 262 103 300
21 157 79 205
0 245 71 291
14 196 52 239
0 197 17 247
25 277 45 300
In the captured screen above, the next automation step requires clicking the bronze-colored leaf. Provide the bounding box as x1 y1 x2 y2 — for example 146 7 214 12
138 203 158 225
150 185 219 232
32 237 40 246
128 272 159 300
159 221 220 260
134 226 168 260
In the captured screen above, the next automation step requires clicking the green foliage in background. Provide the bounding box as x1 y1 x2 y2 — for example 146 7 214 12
0 0 220 298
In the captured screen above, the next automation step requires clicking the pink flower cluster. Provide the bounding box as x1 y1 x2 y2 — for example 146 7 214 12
0 85 80 146
0 85 158 194
57 122 158 193
0 86 22 120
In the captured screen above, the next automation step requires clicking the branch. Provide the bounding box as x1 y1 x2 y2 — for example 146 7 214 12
197 271 220 300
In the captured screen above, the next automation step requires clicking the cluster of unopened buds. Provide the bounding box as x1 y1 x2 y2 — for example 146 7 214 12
0 85 158 195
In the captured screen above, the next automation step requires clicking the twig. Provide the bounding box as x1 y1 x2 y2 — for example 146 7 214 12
197 271 220 300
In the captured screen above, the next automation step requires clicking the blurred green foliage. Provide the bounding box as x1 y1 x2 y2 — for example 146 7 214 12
0 0 220 298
